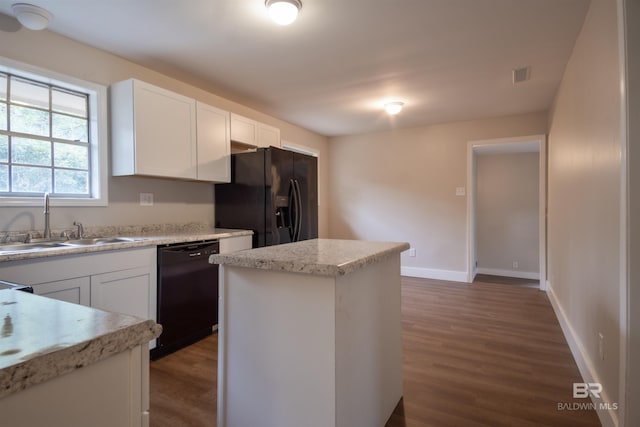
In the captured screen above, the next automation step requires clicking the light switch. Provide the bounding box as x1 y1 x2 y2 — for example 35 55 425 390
456 187 466 196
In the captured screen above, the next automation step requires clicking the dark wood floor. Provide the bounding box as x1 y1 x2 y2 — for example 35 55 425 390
150 276 601 427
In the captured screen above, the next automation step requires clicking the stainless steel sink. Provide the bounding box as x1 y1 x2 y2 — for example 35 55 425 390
62 237 141 246
0 237 144 254
0 241 69 253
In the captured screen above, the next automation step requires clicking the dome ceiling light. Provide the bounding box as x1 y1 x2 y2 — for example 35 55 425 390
265 0 302 26
384 101 404 115
11 3 53 31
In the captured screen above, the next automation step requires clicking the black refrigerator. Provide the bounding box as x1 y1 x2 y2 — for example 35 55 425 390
215 147 318 248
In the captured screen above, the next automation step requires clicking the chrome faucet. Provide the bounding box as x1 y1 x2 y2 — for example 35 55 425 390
73 221 84 240
43 192 51 240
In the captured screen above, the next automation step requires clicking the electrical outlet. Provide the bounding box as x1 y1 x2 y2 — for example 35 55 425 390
512 261 519 269
599 333 604 360
455 187 466 196
140 193 154 206
409 248 416 257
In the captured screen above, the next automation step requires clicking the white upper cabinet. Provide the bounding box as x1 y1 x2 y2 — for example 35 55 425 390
230 113 257 146
196 102 231 183
257 122 281 148
110 79 231 182
230 113 281 148
111 79 197 180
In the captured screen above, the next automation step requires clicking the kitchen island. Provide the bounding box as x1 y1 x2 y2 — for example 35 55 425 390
210 238 409 427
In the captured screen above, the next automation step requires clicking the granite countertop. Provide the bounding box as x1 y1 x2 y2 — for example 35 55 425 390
0 290 162 399
0 227 252 263
209 238 409 276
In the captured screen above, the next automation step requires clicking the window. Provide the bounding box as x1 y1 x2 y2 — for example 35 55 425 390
0 57 107 206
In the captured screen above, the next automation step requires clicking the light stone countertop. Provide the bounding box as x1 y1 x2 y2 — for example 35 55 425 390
0 228 252 263
0 290 162 399
209 238 410 276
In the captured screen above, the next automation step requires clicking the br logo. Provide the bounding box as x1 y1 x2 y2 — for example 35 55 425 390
573 383 602 399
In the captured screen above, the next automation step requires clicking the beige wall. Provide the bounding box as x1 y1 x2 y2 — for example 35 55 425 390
328 112 547 280
476 152 539 276
0 28 330 236
547 0 622 422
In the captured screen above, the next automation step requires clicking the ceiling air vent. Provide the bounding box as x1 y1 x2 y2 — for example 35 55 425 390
512 66 531 85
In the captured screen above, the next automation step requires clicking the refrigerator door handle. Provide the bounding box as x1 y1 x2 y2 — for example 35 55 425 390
288 179 296 242
293 179 303 241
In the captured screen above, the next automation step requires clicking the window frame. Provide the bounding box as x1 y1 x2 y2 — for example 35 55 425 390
0 56 108 207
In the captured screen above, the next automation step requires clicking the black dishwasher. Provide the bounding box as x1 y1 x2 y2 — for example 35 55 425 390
152 240 219 359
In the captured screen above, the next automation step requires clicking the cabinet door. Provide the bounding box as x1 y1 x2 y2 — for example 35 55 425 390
196 102 231 182
220 235 253 253
118 80 196 178
257 123 281 148
33 277 90 306
133 80 197 179
230 113 257 145
90 267 152 320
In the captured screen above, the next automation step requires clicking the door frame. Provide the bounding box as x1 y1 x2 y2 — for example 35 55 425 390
465 134 547 289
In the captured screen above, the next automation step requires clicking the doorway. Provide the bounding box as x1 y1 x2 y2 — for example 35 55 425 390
466 135 547 289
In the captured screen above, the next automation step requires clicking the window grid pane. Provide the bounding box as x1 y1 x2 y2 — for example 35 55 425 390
0 134 7 162
52 113 88 142
10 105 50 137
11 137 51 166
0 72 90 198
52 88 87 118
0 164 7 192
11 165 52 193
0 102 6 131
10 77 49 110
0 73 7 101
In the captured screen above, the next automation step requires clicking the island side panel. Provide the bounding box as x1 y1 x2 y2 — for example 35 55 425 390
218 265 337 427
335 254 403 427
0 346 145 427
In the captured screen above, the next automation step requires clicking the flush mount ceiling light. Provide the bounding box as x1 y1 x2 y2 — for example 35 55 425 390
12 3 53 30
384 101 404 115
265 0 302 26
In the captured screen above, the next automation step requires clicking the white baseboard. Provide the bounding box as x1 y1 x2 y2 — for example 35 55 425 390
546 282 619 427
476 267 540 280
401 266 468 283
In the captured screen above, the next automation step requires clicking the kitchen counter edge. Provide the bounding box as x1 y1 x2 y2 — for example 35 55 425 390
0 291 162 399
210 238 410 276
0 229 253 263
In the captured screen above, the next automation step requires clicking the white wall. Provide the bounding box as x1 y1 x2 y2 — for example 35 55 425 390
328 112 547 282
476 152 539 277
546 0 622 424
0 27 330 236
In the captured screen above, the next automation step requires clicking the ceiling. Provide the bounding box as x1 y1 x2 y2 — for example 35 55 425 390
0 0 590 137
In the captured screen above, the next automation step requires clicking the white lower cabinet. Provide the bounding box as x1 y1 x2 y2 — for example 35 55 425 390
0 345 149 427
32 276 90 306
0 247 157 347
91 267 152 320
